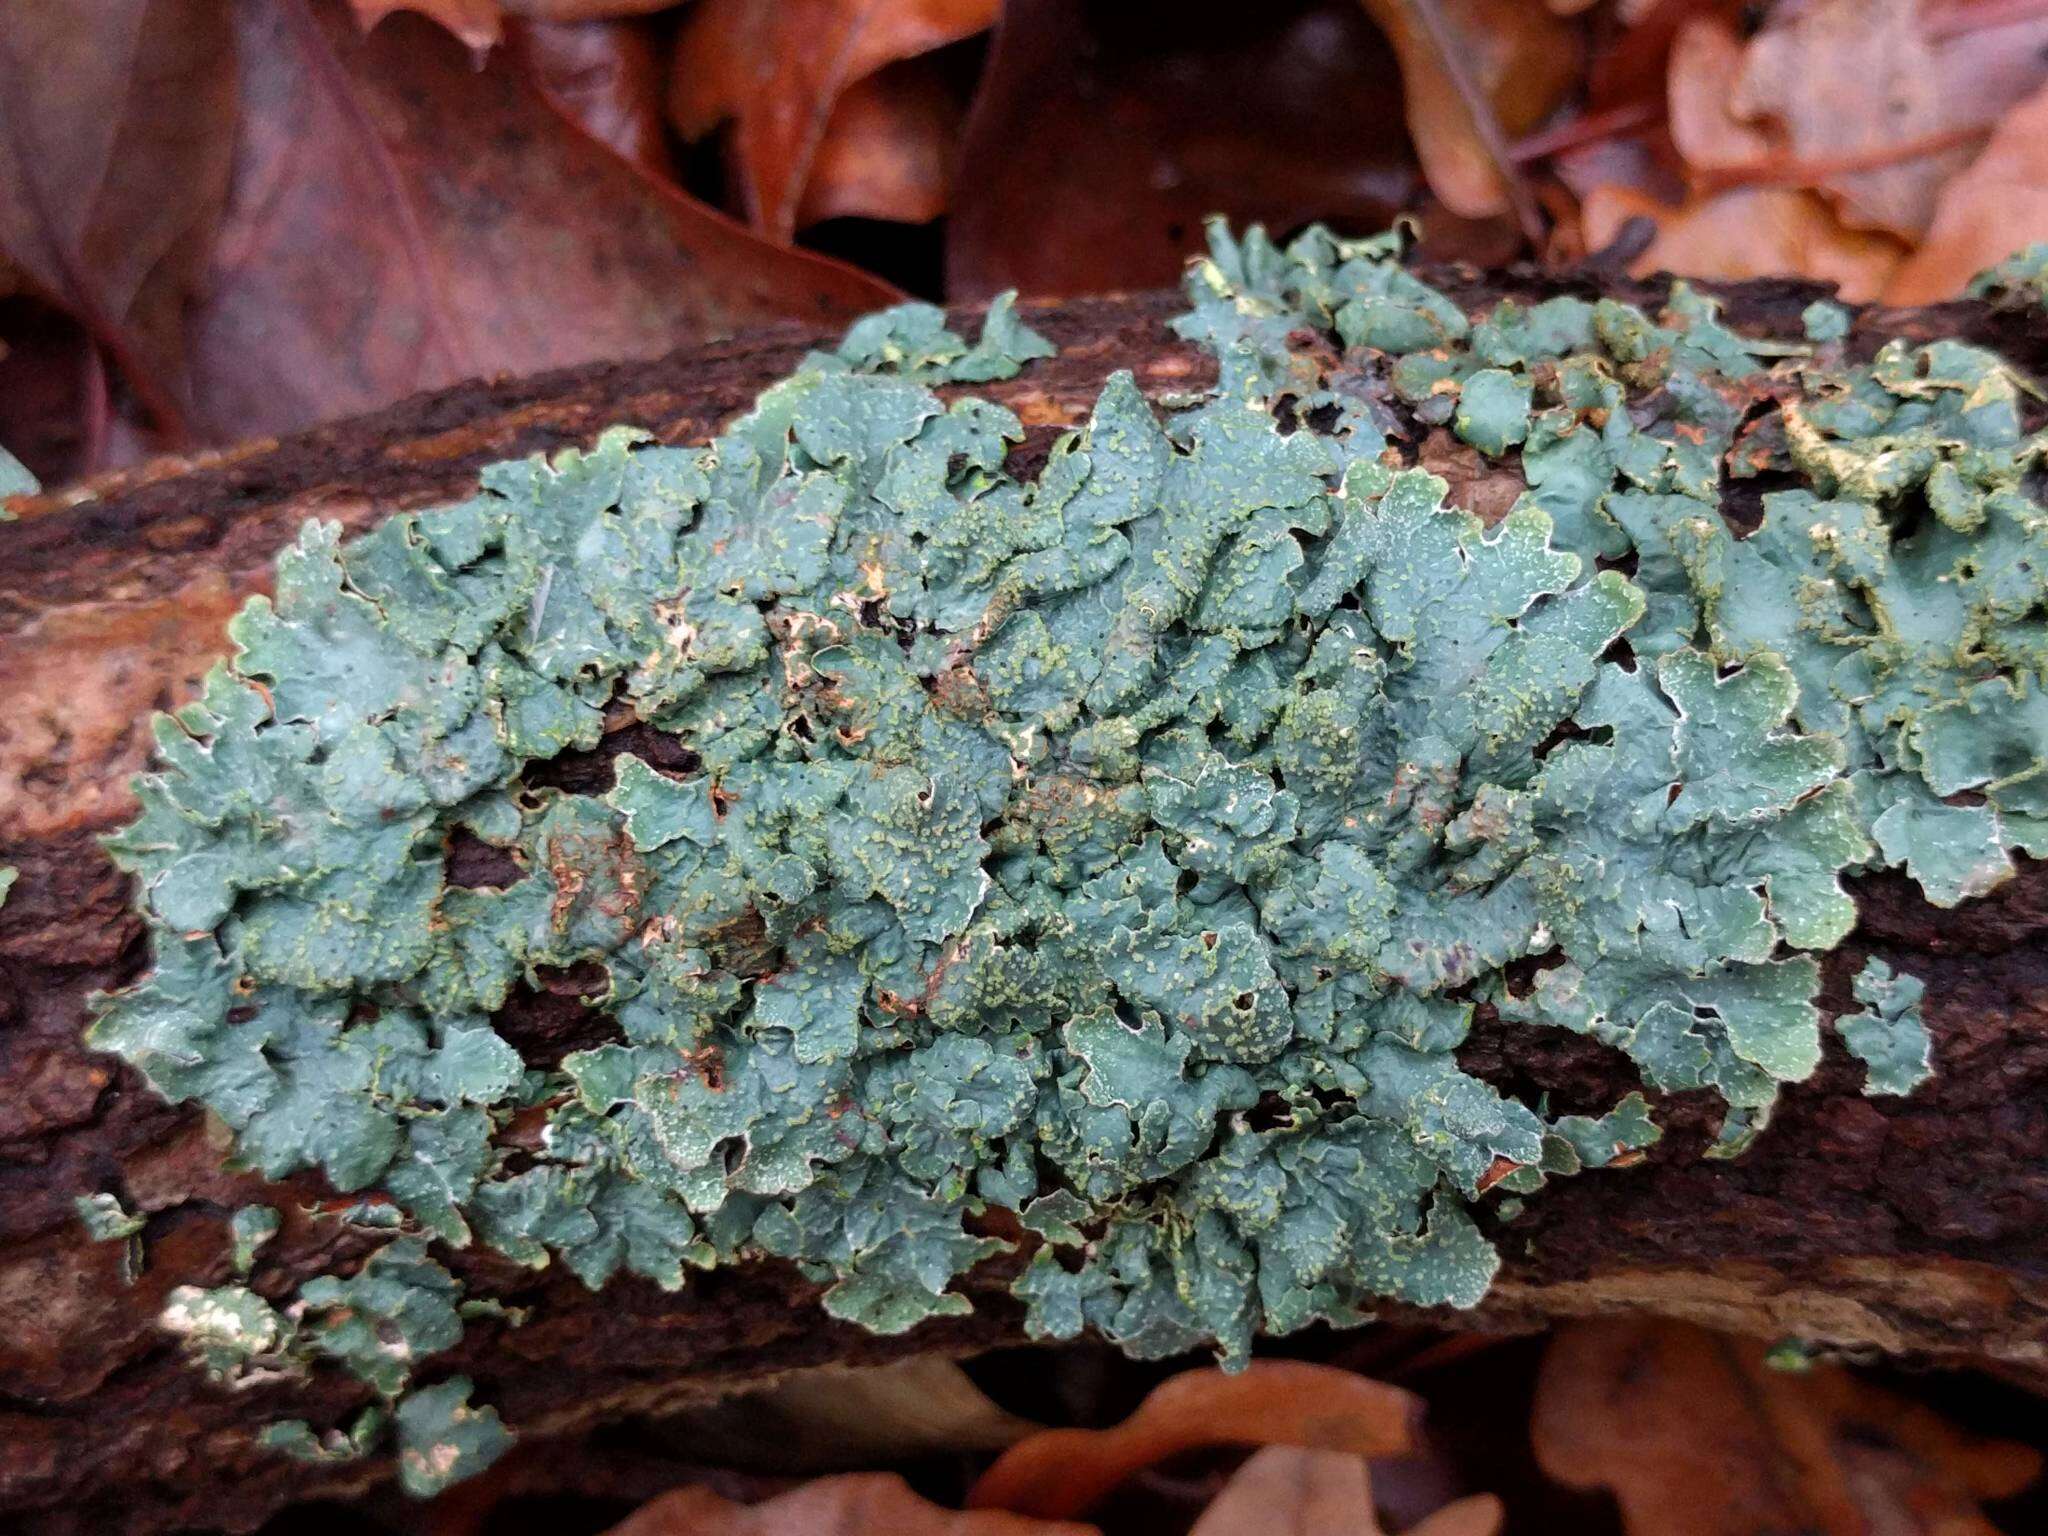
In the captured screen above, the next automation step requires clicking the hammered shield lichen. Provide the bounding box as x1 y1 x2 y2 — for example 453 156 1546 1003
89 230 2043 1479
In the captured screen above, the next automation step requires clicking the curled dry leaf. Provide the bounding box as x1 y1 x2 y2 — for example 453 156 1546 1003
655 1357 1041 1473
1357 0 1583 221
1581 183 1907 302
1884 82 2048 304
185 0 896 443
967 1361 1421 1521
0 0 238 444
947 0 1416 299
1188 1445 1504 1536
1714 0 2048 240
349 0 503 51
1532 1320 2041 1536
669 0 998 242
799 57 962 228
1664 15 1772 173
510 15 678 180
605 1473 1097 1536
349 0 676 52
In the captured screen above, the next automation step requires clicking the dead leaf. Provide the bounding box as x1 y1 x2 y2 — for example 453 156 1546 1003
1884 81 2048 303
967 1361 1421 1521
1664 15 1773 173
605 1473 1097 1536
1531 1320 2041 1536
1189 1446 1504 1536
348 0 675 52
1357 0 1584 221
655 1357 1041 1472
0 0 238 443
1721 0 2048 240
1404 1496 1506 1536
799 57 961 228
350 0 503 51
1417 428 1524 525
184 0 897 443
510 15 678 181
668 0 998 242
947 0 1416 299
1581 183 1907 301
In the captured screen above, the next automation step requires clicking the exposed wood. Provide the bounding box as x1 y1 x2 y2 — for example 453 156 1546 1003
2 278 2047 1535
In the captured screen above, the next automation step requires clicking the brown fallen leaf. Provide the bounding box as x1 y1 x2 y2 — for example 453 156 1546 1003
604 1473 1098 1536
947 0 1417 299
1884 81 2048 303
348 0 676 52
654 1357 1042 1473
183 0 897 443
1188 1445 1504 1536
1580 183 1907 301
1720 0 2048 240
1663 15 1773 174
350 0 503 51
967 1360 1422 1521
1357 0 1584 223
668 0 997 242
510 15 678 181
0 0 238 445
1531 1319 2041 1536
799 56 962 229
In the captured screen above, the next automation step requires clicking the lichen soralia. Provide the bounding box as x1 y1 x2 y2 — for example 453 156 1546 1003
90 225 2047 1484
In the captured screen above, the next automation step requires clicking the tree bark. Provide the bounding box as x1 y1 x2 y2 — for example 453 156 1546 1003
2 279 2046 1535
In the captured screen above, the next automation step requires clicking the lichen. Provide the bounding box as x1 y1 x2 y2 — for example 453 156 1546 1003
230 1204 282 1274
87 236 2045 1485
76 1192 146 1283
1838 957 1933 1097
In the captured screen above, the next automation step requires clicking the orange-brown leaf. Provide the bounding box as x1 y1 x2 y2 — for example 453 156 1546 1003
1664 15 1773 173
668 0 996 241
967 1361 1421 1521
1581 183 1907 301
799 58 961 228
1187 1445 1504 1536
1531 1320 2040 1536
1189 1446 1382 1536
1884 81 2048 303
605 1474 1098 1536
511 16 677 180
1358 0 1584 220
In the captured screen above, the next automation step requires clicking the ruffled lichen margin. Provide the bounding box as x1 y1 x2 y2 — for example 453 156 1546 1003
88 225 2045 1486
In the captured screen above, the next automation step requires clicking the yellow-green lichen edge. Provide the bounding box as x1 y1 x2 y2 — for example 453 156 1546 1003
93 230 2047 1483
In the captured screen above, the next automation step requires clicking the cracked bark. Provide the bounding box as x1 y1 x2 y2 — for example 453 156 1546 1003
2 278 2047 1535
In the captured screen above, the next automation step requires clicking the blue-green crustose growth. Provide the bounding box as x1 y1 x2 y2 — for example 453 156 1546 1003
93 225 2048 1486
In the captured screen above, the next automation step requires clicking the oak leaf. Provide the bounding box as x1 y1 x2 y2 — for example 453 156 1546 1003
668 0 998 242
1884 82 2048 303
1532 1320 2039 1536
967 1361 1421 1521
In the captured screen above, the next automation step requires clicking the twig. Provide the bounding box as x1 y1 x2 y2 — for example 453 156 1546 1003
1511 100 1665 165
1693 119 1993 193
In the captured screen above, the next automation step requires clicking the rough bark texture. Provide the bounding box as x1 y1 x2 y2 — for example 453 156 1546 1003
3 277 2047 1535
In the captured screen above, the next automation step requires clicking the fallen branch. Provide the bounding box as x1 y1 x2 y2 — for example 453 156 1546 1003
1 277 2046 1536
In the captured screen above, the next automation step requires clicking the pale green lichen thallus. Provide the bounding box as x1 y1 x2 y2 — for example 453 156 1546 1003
91 225 2042 1484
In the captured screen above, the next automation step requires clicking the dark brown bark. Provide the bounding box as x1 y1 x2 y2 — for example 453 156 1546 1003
2 279 2047 1536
